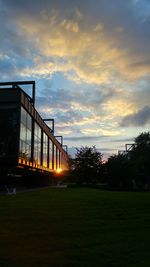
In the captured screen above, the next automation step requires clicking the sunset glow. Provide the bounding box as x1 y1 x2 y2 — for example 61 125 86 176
56 168 62 174
1 0 150 159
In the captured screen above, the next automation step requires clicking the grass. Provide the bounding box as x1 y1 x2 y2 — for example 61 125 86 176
0 188 150 266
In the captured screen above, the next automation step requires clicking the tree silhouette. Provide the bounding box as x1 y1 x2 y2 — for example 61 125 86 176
105 131 150 190
106 153 133 189
130 132 150 188
72 146 103 184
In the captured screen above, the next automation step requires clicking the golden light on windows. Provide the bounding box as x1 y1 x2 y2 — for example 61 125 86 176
56 168 62 174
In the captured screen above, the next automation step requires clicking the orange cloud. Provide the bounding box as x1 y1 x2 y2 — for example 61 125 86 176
16 9 150 84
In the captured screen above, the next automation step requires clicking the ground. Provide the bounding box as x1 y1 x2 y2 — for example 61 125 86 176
0 188 150 267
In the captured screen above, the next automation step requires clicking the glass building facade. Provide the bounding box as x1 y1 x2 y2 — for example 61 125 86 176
19 107 32 162
43 132 48 168
19 107 68 171
0 82 69 174
49 139 53 170
34 122 41 166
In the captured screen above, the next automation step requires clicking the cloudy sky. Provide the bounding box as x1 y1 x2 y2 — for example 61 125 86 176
0 0 150 158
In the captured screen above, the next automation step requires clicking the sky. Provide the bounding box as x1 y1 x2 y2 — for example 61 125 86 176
0 0 150 159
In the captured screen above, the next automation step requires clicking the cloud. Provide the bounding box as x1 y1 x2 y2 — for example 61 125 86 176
35 80 133 140
1 0 150 158
1 0 150 84
0 55 17 78
64 135 108 142
68 145 117 158
120 106 150 127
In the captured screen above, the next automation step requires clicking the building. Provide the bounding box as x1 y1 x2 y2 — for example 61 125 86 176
0 81 69 185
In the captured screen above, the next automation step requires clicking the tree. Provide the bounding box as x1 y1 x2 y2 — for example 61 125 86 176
72 146 103 184
105 153 132 189
105 131 150 190
130 132 150 188
135 132 150 146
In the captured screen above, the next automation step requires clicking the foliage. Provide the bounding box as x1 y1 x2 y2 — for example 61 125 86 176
105 153 132 189
67 132 150 189
134 131 150 146
105 131 150 190
130 131 150 187
71 146 103 184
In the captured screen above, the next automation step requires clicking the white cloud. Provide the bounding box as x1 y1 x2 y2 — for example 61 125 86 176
1 0 150 157
2 3 148 84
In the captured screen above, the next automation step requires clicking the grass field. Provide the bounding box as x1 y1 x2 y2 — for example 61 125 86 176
0 188 150 267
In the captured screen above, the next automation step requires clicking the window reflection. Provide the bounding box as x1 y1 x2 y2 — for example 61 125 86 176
19 107 66 171
34 122 41 165
19 107 32 161
49 139 53 170
43 133 48 167
53 144 56 170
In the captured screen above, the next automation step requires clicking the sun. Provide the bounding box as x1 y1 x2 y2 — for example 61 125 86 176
56 168 62 174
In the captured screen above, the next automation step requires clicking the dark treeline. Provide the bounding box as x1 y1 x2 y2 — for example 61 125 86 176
68 132 150 191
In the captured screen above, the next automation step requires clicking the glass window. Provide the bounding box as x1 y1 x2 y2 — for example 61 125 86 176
21 107 26 125
53 144 56 170
59 151 61 169
19 107 32 161
27 113 32 130
34 122 41 165
56 147 58 169
49 139 53 170
20 123 26 141
43 133 48 167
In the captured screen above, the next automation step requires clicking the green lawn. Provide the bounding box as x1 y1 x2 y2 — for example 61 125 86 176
0 188 150 267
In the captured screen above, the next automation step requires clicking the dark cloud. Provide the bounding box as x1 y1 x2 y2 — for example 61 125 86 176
0 6 30 58
129 60 150 68
35 83 120 131
64 135 134 143
115 137 134 143
64 135 108 142
1 0 150 82
132 86 150 108
55 110 83 124
36 93 85 126
104 137 134 143
68 145 117 158
120 106 150 127
36 82 117 111
1 0 150 157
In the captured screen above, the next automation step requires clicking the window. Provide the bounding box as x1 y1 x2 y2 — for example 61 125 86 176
53 144 56 170
43 132 48 168
58 151 61 169
49 139 53 170
34 122 41 165
19 107 32 161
